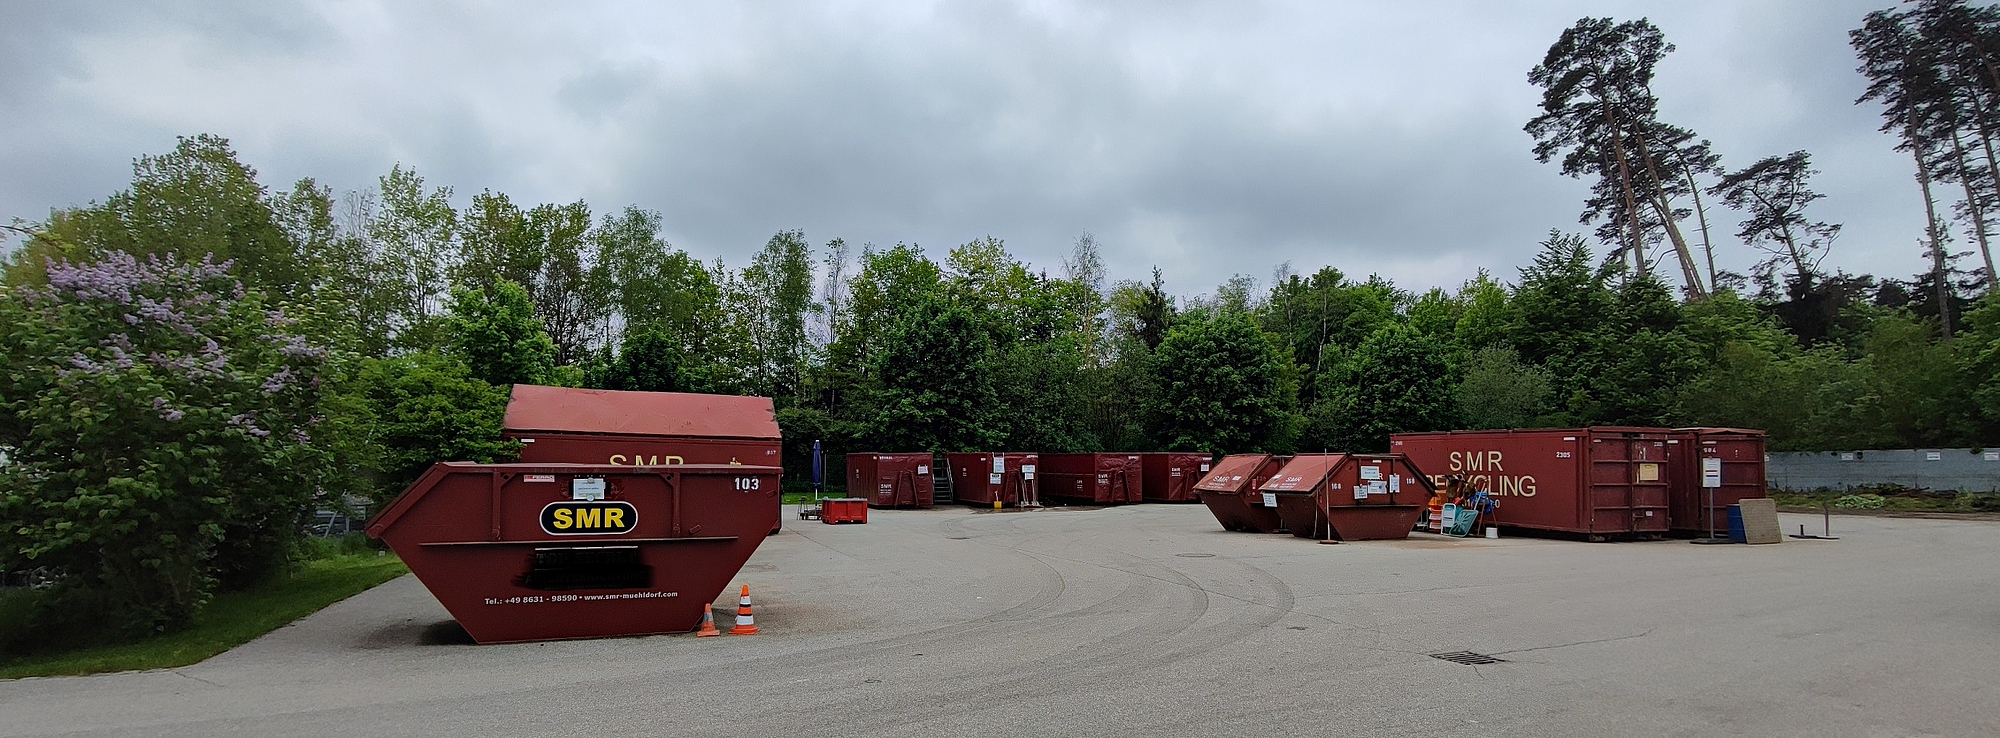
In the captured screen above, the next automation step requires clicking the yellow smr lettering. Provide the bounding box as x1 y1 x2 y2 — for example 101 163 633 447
1487 451 1504 471
608 455 627 465
603 508 625 527
553 509 573 529
1448 451 1463 472
576 508 602 528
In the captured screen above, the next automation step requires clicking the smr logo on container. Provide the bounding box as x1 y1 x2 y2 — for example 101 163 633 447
540 501 639 535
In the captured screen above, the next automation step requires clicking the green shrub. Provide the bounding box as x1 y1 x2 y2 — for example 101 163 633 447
0 253 333 639
1832 493 1887 510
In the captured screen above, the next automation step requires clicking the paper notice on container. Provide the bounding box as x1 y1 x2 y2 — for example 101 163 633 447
989 473 1003 485
1354 485 1369 500
992 457 1006 474
571 478 606 501
1200 463 1210 472
1262 492 1277 507
1360 466 1381 481
1022 464 1036 479
524 474 555 483
1389 475 1400 494
916 465 928 475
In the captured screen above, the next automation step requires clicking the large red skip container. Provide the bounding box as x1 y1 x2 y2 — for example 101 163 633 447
1040 453 1144 504
366 462 781 643
946 452 1039 507
1140 452 1213 502
1263 454 1432 540
501 385 783 529
1391 427 1672 538
1667 427 1768 535
1197 454 1290 532
847 453 934 508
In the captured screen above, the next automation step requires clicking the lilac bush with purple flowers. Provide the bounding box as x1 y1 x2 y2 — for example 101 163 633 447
0 252 332 637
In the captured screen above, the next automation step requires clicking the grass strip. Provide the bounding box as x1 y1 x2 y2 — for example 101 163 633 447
0 552 408 679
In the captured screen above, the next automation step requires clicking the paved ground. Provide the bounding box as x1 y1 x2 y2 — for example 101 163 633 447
0 505 1996 737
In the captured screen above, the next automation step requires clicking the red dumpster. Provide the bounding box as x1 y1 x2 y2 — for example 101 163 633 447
847 453 935 508
366 462 781 643
1040 453 1143 504
1263 454 1432 540
1390 427 1672 539
945 452 1039 507
821 498 868 524
1196 454 1290 532
501 384 783 530
1140 452 1213 502
1667 427 1768 535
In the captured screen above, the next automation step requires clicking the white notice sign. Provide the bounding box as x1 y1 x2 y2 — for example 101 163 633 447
1360 465 1382 480
1354 484 1369 500
571 477 606 501
916 465 928 475
989 473 1003 485
1022 464 1036 479
1389 475 1401 494
1261 492 1278 508
1701 457 1722 488
992 456 1006 474
1200 463 1210 472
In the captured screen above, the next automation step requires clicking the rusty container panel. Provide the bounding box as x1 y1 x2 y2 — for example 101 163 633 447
1139 453 1213 502
366 462 780 643
501 384 784 530
1196 454 1288 532
1390 428 1672 537
503 385 782 467
846 453 935 508
1262 454 1431 540
820 498 868 524
945 452 1039 506
1040 453 1144 504
1667 428 1768 534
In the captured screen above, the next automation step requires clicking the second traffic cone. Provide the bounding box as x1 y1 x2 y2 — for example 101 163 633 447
728 584 759 635
695 606 722 637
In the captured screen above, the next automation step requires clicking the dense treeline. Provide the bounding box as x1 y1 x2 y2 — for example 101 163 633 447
4 2 2000 640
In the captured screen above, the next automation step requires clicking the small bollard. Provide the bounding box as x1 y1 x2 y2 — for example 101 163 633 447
993 500 1002 510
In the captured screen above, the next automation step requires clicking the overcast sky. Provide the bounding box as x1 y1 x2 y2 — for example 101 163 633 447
0 0 1933 299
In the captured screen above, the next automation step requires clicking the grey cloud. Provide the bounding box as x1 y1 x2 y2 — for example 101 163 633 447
0 0 1951 294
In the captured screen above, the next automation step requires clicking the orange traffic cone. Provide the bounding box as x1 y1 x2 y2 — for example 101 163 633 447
728 584 759 635
695 606 722 637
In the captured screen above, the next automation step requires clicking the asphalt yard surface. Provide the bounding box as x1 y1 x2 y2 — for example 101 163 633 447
1 504 1996 737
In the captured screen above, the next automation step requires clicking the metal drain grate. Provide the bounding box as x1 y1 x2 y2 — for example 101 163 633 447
1429 651 1504 665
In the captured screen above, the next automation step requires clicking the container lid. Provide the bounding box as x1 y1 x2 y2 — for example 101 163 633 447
503 384 779 440
1258 454 1351 493
1194 454 1272 492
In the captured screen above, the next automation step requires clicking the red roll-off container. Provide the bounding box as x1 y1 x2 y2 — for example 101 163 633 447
1390 427 1672 538
1261 454 1432 540
1140 452 1213 502
846 453 935 508
366 463 781 643
1196 454 1290 532
945 452 1039 507
502 385 783 468
1039 453 1144 504
501 384 783 530
1667 427 1768 534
